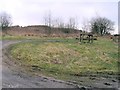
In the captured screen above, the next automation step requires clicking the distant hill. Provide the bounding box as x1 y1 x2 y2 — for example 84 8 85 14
2 25 81 37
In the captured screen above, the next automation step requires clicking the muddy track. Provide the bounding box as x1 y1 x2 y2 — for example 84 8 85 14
1 40 80 88
1 40 119 89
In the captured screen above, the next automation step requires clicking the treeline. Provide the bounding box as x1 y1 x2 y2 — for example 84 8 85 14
0 11 115 36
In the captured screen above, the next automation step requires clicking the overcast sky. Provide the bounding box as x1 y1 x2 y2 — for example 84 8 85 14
0 0 119 34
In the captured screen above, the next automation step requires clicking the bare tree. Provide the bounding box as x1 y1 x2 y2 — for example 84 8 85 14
43 11 52 34
90 16 114 35
53 18 65 28
82 18 91 32
43 16 48 26
51 18 59 27
43 11 52 27
65 17 78 33
0 12 12 30
59 21 65 28
67 17 77 29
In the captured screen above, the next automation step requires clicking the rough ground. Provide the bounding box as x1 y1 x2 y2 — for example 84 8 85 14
1 40 119 89
1 40 79 88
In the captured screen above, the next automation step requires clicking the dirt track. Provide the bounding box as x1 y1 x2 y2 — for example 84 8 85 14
1 40 119 89
1 40 80 88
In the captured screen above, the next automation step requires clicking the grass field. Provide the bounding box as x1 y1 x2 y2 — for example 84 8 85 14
1 35 41 40
9 37 118 83
0 35 73 40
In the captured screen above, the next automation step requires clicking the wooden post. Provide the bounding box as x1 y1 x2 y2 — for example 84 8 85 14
91 35 93 43
80 34 82 42
88 34 93 43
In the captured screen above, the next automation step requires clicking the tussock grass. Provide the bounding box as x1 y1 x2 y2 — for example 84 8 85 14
10 37 118 81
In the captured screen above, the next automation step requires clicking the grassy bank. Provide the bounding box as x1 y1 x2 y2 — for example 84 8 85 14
0 35 74 41
9 37 118 83
0 35 26 40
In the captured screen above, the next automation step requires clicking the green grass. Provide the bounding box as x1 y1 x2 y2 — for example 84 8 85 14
9 37 118 82
0 35 75 41
0 35 26 40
